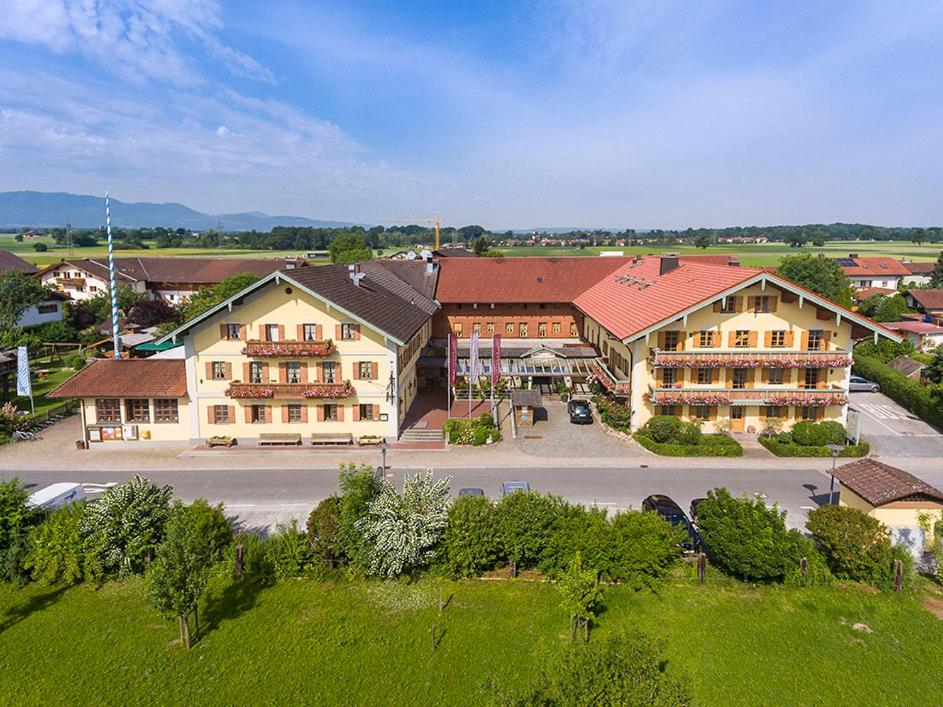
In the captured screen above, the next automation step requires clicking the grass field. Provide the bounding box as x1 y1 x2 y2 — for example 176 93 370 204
1 574 940 705
17 367 75 416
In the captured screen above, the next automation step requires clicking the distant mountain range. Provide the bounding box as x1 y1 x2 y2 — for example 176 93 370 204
0 191 358 232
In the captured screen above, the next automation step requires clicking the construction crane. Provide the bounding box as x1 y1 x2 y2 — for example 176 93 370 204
380 216 443 250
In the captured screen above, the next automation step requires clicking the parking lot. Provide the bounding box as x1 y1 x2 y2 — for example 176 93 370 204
850 391 943 458
511 399 646 459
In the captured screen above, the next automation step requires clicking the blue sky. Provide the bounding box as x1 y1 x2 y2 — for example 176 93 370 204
1 1 941 229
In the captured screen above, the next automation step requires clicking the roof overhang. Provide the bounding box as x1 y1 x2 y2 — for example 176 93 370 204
156 270 408 347
620 271 903 346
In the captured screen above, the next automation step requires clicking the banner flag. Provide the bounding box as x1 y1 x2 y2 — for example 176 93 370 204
448 333 458 384
15 346 31 397
469 332 480 383
491 334 501 386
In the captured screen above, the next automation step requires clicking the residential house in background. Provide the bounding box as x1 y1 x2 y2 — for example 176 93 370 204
835 254 910 291
882 320 943 352
904 289 943 323
901 260 935 287
0 250 66 328
37 257 301 303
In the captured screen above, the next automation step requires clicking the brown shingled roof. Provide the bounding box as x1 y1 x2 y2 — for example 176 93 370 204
909 289 943 312
0 250 38 275
832 458 943 506
40 257 288 285
48 359 188 398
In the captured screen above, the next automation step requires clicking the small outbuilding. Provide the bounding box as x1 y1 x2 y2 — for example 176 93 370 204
510 389 542 427
831 458 943 555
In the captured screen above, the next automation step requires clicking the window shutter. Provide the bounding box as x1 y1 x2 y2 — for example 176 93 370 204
206 407 214 424
711 368 720 384
769 297 778 312
242 362 250 382
655 369 663 387
747 296 756 312
227 406 235 424
282 405 289 423
279 363 287 384
800 331 809 350
313 362 323 382
759 406 767 420
763 331 772 347
710 406 717 420
300 363 308 383
353 363 361 380
301 405 308 423
353 405 360 421
352 325 361 341
219 323 227 339
657 332 665 349
264 406 272 423
735 297 744 312
748 331 758 348
745 369 755 389
240 325 247 341
817 373 827 389
244 406 252 423
761 368 768 384
225 362 232 380
262 363 270 382
713 301 722 313
297 324 304 340
335 324 342 339
728 331 737 347
785 331 795 348
817 407 825 420
278 325 286 341
711 331 721 347
262 325 269 342
205 362 213 379
822 331 831 350
317 406 324 422
316 324 323 340
337 405 345 422
677 333 686 351
371 362 379 379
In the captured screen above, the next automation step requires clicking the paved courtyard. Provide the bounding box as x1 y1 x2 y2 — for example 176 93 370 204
850 391 943 458
511 400 646 459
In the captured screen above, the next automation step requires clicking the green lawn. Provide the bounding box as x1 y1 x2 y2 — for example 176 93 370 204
13 367 74 416
1 575 940 704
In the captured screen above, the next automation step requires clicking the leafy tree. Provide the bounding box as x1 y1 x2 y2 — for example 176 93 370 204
607 510 683 586
147 500 230 648
557 553 603 642
24 502 100 585
357 471 451 577
87 284 147 321
33 242 48 252
852 338 915 363
510 631 689 705
440 494 500 577
871 294 909 323
81 476 174 576
267 519 313 578
127 298 179 328
931 251 943 288
472 236 491 255
0 270 52 330
329 234 374 264
0 477 42 583
336 463 383 570
495 491 564 575
695 488 801 581
178 273 261 324
306 495 342 567
806 505 899 588
540 503 610 579
34 320 78 343
693 234 711 249
66 301 98 330
784 231 808 247
925 346 943 384
777 254 854 306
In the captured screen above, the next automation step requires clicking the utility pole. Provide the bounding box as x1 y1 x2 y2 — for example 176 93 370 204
66 217 73 256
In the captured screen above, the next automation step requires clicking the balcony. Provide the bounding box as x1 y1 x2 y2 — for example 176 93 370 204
650 349 851 369
647 385 848 407
588 360 631 395
226 380 355 400
57 277 86 288
242 339 336 358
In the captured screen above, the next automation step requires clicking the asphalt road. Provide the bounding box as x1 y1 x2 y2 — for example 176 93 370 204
9 464 835 532
850 391 943 458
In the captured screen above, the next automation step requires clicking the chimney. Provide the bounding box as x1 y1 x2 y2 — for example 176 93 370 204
659 255 680 276
849 253 859 258
348 263 365 287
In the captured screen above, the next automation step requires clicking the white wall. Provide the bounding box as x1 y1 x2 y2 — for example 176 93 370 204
17 300 63 328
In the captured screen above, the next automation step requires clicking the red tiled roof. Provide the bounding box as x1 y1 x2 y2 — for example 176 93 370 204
854 287 898 301
40 257 289 285
909 289 943 312
573 258 760 340
679 254 740 267
832 459 943 506
434 257 629 303
48 359 188 398
904 262 934 274
882 320 943 334
840 257 910 277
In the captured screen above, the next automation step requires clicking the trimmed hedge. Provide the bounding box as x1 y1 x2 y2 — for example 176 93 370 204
443 417 502 445
852 355 943 430
634 433 743 457
758 435 870 458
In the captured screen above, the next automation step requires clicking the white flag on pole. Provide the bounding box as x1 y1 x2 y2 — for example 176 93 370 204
16 346 31 397
468 332 480 383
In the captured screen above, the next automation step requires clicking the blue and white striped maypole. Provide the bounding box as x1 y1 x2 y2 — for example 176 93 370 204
105 192 122 359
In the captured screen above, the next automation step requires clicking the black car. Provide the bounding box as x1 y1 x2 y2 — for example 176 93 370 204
641 494 702 552
458 487 484 497
567 399 593 424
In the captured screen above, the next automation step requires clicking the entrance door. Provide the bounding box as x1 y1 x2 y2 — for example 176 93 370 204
730 406 745 432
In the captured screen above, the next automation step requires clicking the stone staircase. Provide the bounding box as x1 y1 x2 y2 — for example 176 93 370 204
398 428 445 444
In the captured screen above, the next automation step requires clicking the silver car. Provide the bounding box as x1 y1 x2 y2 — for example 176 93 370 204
849 375 880 393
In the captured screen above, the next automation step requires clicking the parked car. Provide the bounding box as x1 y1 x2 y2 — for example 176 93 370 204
458 487 484 497
567 398 593 424
27 483 86 511
641 494 702 552
849 375 880 393
501 481 531 497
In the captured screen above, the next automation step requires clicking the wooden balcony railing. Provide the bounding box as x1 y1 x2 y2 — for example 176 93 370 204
242 339 336 358
226 380 354 400
646 385 847 407
650 350 851 369
588 361 631 395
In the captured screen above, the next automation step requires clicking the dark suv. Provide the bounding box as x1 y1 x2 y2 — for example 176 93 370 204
567 399 593 424
641 494 702 552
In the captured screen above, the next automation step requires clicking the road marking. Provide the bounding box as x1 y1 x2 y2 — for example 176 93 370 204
855 404 902 435
857 402 909 421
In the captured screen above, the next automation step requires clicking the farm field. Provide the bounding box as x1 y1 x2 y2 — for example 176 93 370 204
1 575 941 705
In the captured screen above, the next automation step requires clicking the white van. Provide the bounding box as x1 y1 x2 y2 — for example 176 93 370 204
27 483 86 511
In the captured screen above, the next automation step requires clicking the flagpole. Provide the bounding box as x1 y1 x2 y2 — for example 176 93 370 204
105 192 122 360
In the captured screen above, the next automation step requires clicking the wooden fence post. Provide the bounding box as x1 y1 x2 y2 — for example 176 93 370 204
894 559 903 592
800 556 808 583
697 553 707 584
234 544 244 577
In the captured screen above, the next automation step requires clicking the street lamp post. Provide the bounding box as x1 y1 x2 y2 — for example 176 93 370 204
379 440 388 473
826 443 844 505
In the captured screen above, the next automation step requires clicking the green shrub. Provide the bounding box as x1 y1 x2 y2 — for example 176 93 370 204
267 520 313 579
472 425 500 445
676 420 703 445
0 477 42 582
306 496 341 566
440 495 500 577
25 503 100 585
607 510 683 587
783 535 833 587
495 492 565 573
806 505 899 588
478 411 495 428
540 503 611 579
695 488 802 581
444 417 501 445
64 353 86 371
600 401 631 431
224 533 274 583
640 415 682 443
758 435 869 458
336 464 382 571
633 433 743 457
853 355 943 429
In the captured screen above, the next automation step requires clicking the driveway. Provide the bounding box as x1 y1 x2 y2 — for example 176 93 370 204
511 400 646 459
850 391 943 458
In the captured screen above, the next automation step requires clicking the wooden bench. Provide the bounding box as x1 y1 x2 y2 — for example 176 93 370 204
257 433 302 447
311 432 354 446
